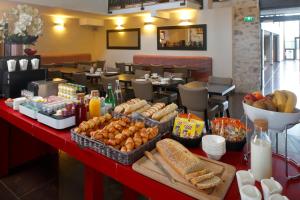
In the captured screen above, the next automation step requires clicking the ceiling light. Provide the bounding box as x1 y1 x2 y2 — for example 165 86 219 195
179 19 191 26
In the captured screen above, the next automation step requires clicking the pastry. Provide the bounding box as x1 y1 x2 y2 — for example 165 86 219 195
159 110 178 123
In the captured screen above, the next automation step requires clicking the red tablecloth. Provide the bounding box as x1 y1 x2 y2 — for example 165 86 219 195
0 100 299 200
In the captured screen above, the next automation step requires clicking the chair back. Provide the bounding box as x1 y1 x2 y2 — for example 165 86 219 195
208 76 233 86
96 60 106 70
150 64 164 76
134 69 151 78
178 84 208 112
72 73 88 86
105 67 120 73
101 75 118 92
132 80 153 101
115 62 126 73
77 64 91 72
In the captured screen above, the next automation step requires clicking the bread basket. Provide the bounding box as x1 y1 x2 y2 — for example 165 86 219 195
71 113 165 165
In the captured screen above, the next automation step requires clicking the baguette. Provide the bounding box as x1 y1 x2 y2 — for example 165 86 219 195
135 104 151 113
124 100 147 114
152 103 178 121
159 111 178 123
156 139 204 176
196 176 222 190
185 169 208 180
142 103 165 117
190 172 215 185
114 98 140 113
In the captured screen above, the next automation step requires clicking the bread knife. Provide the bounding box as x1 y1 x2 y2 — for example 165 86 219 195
144 151 175 183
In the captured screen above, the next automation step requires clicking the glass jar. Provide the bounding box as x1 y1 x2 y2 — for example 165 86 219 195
250 119 272 181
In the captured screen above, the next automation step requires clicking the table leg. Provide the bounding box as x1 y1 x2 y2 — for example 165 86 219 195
0 119 9 177
122 185 139 200
84 166 104 200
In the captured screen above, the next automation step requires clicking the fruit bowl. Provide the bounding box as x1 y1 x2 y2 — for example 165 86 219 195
243 102 300 132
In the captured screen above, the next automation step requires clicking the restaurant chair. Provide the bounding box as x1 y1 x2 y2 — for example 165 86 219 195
178 84 219 132
105 67 120 73
132 63 147 71
150 64 164 76
47 70 62 81
131 80 168 103
134 69 151 78
115 62 127 73
101 75 118 94
96 60 106 70
71 73 98 93
77 64 92 72
208 76 233 117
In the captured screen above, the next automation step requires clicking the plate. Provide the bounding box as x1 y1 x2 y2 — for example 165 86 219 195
172 78 183 81
135 79 146 81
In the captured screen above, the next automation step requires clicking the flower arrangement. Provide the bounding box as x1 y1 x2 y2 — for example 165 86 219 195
0 4 43 44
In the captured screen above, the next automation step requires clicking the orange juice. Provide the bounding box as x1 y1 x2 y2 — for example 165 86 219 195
89 90 101 118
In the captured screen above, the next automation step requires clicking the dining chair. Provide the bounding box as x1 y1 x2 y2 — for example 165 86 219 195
101 75 118 93
105 67 120 73
47 70 62 80
77 64 92 72
131 80 168 103
150 64 164 76
178 84 219 132
71 73 98 93
96 60 106 70
115 62 127 73
134 69 151 78
208 76 233 117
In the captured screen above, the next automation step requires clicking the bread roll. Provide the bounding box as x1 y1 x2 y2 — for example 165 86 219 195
156 139 204 176
124 100 147 114
159 111 178 123
152 103 178 121
135 104 151 113
114 98 140 113
142 103 165 117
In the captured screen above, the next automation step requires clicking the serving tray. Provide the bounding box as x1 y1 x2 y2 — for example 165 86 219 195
132 149 236 200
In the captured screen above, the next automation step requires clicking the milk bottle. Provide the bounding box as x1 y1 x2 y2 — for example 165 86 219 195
251 119 272 181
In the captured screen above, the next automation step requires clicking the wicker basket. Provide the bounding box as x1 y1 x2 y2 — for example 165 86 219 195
71 113 165 165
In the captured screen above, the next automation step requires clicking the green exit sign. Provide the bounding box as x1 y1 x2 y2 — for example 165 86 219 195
244 16 255 22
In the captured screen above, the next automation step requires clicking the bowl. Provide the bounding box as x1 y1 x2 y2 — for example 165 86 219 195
206 153 223 160
243 102 300 132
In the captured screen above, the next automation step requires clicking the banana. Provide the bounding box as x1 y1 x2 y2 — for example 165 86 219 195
273 90 287 112
281 90 297 113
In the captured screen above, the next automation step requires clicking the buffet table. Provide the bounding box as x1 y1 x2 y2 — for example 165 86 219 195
0 100 299 200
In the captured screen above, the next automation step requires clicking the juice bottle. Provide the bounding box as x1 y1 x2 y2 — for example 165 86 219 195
89 90 101 118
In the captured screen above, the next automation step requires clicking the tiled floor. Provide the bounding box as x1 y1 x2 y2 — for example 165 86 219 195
1 61 300 199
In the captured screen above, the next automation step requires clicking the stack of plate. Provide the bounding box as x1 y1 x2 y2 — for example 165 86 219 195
202 135 226 160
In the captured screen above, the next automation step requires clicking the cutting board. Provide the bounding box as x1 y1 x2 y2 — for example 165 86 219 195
132 149 236 200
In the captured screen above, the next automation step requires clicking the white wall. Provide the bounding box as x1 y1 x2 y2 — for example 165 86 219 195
104 7 233 78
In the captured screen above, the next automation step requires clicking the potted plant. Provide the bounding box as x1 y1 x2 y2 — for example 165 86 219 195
0 4 43 56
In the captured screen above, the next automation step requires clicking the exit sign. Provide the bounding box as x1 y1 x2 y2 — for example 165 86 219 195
244 16 255 22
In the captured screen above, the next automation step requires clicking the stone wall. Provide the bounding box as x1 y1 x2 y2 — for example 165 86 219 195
232 0 261 93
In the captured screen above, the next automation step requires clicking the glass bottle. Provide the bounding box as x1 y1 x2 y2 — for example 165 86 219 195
75 93 87 126
250 119 272 181
115 80 123 105
89 90 101 118
105 83 116 110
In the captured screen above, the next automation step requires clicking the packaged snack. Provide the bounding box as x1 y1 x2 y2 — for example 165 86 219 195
172 113 204 139
211 117 247 142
